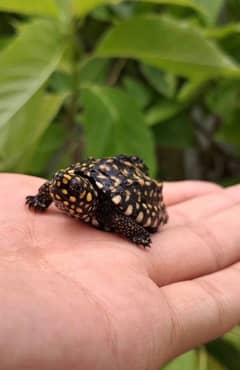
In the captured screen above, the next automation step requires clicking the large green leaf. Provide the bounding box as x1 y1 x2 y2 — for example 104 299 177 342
0 0 58 16
206 336 240 370
146 101 184 126
81 85 156 174
97 15 240 79
153 112 194 148
206 23 240 39
72 0 121 16
123 77 153 109
72 0 207 18
161 347 229 370
0 19 65 131
194 0 224 24
141 64 177 98
224 327 240 351
161 350 199 370
79 57 110 86
0 91 65 172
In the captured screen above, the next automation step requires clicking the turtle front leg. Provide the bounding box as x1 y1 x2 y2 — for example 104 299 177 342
111 212 152 248
26 181 52 211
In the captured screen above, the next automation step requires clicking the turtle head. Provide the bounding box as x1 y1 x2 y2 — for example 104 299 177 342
50 167 98 220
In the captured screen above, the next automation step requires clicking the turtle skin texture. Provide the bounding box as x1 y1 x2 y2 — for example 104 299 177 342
26 155 168 247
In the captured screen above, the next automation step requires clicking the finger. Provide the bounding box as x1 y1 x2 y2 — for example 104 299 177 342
147 194 240 285
158 262 240 365
163 181 221 206
168 184 240 227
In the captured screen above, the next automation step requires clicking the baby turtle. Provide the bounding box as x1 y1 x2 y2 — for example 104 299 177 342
26 155 168 247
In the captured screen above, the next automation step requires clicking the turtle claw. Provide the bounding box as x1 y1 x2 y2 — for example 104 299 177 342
26 195 48 212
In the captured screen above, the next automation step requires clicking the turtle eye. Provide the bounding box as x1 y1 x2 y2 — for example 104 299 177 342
69 177 82 194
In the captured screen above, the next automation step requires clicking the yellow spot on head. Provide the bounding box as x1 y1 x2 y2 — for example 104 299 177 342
70 196 77 203
80 190 86 199
62 189 68 195
86 193 93 202
64 174 72 181
55 194 61 200
63 178 68 185
63 201 69 206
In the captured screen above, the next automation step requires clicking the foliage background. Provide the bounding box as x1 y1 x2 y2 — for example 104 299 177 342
0 0 239 369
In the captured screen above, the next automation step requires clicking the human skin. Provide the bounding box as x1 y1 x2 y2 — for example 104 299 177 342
0 174 239 370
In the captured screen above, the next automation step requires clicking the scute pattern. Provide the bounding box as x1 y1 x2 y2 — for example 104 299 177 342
73 155 167 230
26 154 168 247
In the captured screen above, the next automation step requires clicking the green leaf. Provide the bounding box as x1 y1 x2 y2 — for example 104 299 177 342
122 77 153 109
72 0 206 18
206 336 240 370
153 112 194 148
224 326 240 351
142 0 206 17
206 355 228 370
97 15 240 79
206 23 240 39
72 0 121 17
146 100 184 126
23 122 67 176
161 350 199 370
178 78 206 102
193 0 224 24
0 0 58 16
0 36 12 52
0 19 66 131
141 64 177 98
81 85 156 174
79 57 110 86
0 91 65 172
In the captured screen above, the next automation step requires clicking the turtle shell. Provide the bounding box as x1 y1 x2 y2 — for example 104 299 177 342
73 155 166 229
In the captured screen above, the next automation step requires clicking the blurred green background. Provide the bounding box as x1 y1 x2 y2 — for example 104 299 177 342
0 0 239 369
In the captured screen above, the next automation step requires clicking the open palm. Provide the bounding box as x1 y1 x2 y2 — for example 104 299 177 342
0 174 240 370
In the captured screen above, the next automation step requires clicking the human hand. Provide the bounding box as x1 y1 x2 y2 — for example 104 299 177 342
0 174 239 370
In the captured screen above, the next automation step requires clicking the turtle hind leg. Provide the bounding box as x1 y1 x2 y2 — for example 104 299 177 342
26 181 52 212
111 212 152 248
